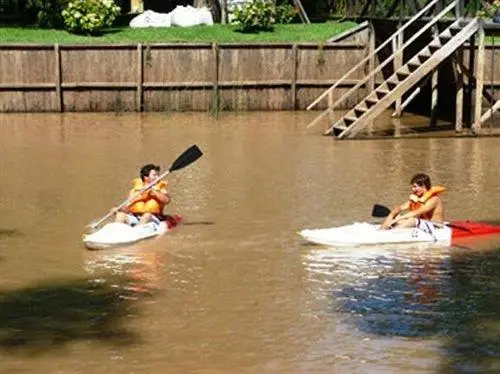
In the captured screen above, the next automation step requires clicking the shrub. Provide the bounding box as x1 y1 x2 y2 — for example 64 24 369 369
62 0 121 35
232 0 276 32
275 4 298 24
26 0 69 28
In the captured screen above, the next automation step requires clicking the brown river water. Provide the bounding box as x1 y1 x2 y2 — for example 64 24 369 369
1 111 500 373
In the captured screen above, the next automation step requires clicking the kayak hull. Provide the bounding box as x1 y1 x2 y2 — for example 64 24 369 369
83 215 182 250
298 222 452 247
299 220 500 247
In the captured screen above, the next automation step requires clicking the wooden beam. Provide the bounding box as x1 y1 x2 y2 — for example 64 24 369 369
466 34 475 127
291 43 298 109
136 44 143 112
454 49 464 132
393 28 403 116
54 44 62 113
473 21 485 134
367 23 376 93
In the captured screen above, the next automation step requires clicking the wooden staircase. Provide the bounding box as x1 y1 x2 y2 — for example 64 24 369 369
328 17 478 138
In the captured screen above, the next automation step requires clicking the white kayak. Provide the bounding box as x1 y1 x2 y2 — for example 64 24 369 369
83 221 168 250
298 222 452 247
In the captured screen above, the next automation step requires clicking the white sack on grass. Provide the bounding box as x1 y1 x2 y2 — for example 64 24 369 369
129 10 171 28
129 6 213 28
170 5 213 27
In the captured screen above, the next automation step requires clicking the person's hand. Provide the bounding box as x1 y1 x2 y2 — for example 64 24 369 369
110 206 119 214
380 218 396 230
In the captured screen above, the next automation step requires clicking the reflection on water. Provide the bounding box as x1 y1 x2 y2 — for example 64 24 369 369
302 243 500 372
1 112 500 372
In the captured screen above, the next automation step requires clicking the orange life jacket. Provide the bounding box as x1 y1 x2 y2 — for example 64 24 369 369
408 185 445 220
128 178 168 215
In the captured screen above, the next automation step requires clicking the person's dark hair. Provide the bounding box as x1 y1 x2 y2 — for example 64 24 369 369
140 164 160 181
410 173 431 189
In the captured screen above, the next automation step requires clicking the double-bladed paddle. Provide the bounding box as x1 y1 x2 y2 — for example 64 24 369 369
87 144 203 230
371 203 472 232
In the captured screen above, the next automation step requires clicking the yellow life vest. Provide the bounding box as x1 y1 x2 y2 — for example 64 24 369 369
128 178 168 215
408 185 445 219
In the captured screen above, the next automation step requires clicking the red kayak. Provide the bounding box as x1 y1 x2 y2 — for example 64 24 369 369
451 220 500 240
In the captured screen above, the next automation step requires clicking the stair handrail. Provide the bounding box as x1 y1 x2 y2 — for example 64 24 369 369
306 0 454 112
308 0 460 130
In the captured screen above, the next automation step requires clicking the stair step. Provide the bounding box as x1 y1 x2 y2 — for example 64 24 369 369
333 123 348 131
417 52 431 63
332 127 344 136
438 30 453 44
365 98 378 108
396 71 409 81
386 80 398 90
428 41 442 53
449 25 462 36
354 107 367 117
375 89 389 99
344 116 357 126
407 60 421 72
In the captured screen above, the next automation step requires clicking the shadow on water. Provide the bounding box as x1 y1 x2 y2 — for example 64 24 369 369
0 277 140 355
332 247 500 371
0 228 24 240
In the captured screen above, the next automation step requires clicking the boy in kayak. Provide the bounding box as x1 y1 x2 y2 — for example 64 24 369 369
381 173 445 230
113 163 170 226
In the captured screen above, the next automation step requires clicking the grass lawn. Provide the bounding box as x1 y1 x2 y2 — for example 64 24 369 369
0 22 358 44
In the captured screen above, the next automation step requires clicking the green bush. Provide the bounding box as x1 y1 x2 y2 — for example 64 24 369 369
275 4 298 24
62 0 120 35
26 0 69 28
232 0 276 32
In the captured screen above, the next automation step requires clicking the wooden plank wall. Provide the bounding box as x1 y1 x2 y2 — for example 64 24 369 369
2 42 499 113
0 42 367 112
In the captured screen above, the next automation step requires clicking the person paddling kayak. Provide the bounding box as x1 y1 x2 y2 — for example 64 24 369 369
381 173 445 230
113 164 171 226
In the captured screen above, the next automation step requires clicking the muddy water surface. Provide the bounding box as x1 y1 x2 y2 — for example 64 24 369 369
1 112 500 373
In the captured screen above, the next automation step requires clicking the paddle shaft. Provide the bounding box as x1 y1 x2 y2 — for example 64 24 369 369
88 145 203 229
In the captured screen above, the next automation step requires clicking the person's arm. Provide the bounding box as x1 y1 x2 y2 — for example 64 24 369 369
148 186 170 205
380 201 409 229
392 196 439 223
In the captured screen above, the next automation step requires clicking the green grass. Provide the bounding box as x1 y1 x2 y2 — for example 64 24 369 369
0 22 358 44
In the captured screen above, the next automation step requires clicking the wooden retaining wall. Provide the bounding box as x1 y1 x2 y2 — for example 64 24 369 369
0 42 369 112
2 42 500 113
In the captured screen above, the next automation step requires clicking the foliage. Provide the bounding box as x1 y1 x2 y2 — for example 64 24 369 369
25 0 69 28
232 0 276 32
275 3 299 24
61 0 120 35
477 0 500 18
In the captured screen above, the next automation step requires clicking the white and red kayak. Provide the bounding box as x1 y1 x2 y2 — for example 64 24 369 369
83 215 183 250
298 220 500 247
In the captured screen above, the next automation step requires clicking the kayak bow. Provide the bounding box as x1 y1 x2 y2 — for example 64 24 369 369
83 215 182 250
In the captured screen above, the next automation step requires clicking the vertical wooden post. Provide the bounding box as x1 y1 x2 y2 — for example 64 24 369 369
291 43 298 110
473 21 485 134
455 49 464 133
429 25 439 128
394 0 404 116
367 23 376 94
466 35 476 127
212 42 220 113
394 31 403 116
136 44 143 112
54 43 62 113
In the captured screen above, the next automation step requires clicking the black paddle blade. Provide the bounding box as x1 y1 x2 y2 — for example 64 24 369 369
169 145 203 172
372 204 391 218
